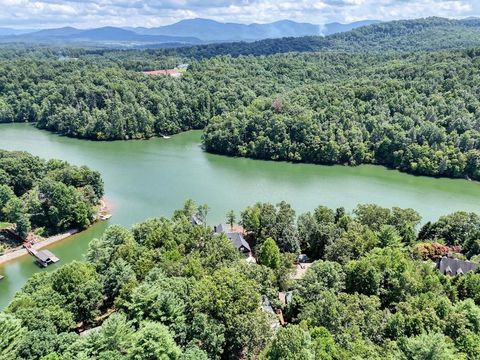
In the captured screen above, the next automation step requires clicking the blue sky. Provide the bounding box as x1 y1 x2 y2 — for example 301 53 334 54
0 0 479 29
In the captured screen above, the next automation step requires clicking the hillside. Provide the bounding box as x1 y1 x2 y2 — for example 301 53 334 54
3 17 480 180
322 20 381 35
4 200 480 359
2 44 480 180
159 17 480 58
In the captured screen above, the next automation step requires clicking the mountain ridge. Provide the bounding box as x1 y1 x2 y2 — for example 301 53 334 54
133 18 381 41
0 26 202 46
0 18 381 45
155 17 480 58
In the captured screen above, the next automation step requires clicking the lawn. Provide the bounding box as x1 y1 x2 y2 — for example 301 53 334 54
0 222 11 230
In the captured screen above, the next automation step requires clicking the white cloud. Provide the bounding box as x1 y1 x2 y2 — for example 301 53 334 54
0 0 478 28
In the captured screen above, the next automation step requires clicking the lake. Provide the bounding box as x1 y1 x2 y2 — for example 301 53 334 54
1 123 480 308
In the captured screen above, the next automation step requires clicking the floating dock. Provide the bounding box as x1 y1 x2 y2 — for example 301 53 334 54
100 214 112 221
26 247 59 267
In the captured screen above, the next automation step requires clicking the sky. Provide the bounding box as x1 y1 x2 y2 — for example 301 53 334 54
0 0 479 29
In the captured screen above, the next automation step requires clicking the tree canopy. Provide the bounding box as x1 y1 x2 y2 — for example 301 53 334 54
3 200 480 359
0 150 104 240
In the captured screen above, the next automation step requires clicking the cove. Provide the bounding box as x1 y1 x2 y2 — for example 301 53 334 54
1 123 480 309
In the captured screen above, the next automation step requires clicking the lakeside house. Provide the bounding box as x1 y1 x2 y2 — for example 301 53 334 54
436 256 479 276
190 214 203 226
261 295 282 330
214 223 251 254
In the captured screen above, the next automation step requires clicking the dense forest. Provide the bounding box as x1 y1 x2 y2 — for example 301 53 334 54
2 48 480 178
203 49 480 179
2 200 480 359
0 150 103 243
2 18 480 179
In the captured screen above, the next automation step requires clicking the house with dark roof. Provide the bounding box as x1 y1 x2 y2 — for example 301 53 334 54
225 232 251 254
214 223 229 234
190 214 203 226
437 257 479 276
214 223 251 254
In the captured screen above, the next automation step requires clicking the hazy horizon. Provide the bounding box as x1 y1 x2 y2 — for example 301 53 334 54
0 16 478 32
0 17 376 31
0 0 479 29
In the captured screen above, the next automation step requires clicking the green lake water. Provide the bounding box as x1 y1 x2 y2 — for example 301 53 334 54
1 123 480 308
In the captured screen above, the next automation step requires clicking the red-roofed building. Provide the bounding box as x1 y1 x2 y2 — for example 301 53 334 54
143 69 181 77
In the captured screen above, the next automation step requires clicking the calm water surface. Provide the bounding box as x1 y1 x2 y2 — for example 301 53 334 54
1 123 479 308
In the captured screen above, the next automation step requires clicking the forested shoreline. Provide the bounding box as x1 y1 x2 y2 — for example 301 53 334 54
2 200 480 359
203 49 480 180
2 48 480 179
0 150 104 249
2 18 480 179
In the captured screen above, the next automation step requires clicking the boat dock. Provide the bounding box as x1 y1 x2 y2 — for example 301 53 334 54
97 198 112 221
100 214 112 220
26 247 59 267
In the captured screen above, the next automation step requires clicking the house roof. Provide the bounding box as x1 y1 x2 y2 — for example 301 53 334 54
143 69 180 76
190 214 203 226
214 223 251 252
214 223 228 234
35 250 51 262
261 295 275 314
437 257 479 276
225 232 251 252
215 223 245 234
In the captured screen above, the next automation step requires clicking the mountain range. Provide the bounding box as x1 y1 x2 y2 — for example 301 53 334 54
0 18 381 46
156 17 480 59
130 18 381 41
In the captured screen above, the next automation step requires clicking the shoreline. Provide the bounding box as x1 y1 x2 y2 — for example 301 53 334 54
0 198 112 266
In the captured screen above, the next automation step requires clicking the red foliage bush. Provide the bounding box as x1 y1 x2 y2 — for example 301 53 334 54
413 242 461 260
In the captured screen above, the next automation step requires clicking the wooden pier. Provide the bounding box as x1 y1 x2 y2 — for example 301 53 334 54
26 247 59 267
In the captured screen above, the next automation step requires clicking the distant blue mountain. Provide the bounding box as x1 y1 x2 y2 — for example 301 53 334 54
24 26 83 39
134 18 383 41
0 26 202 45
0 28 35 36
134 18 325 41
0 18 382 46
